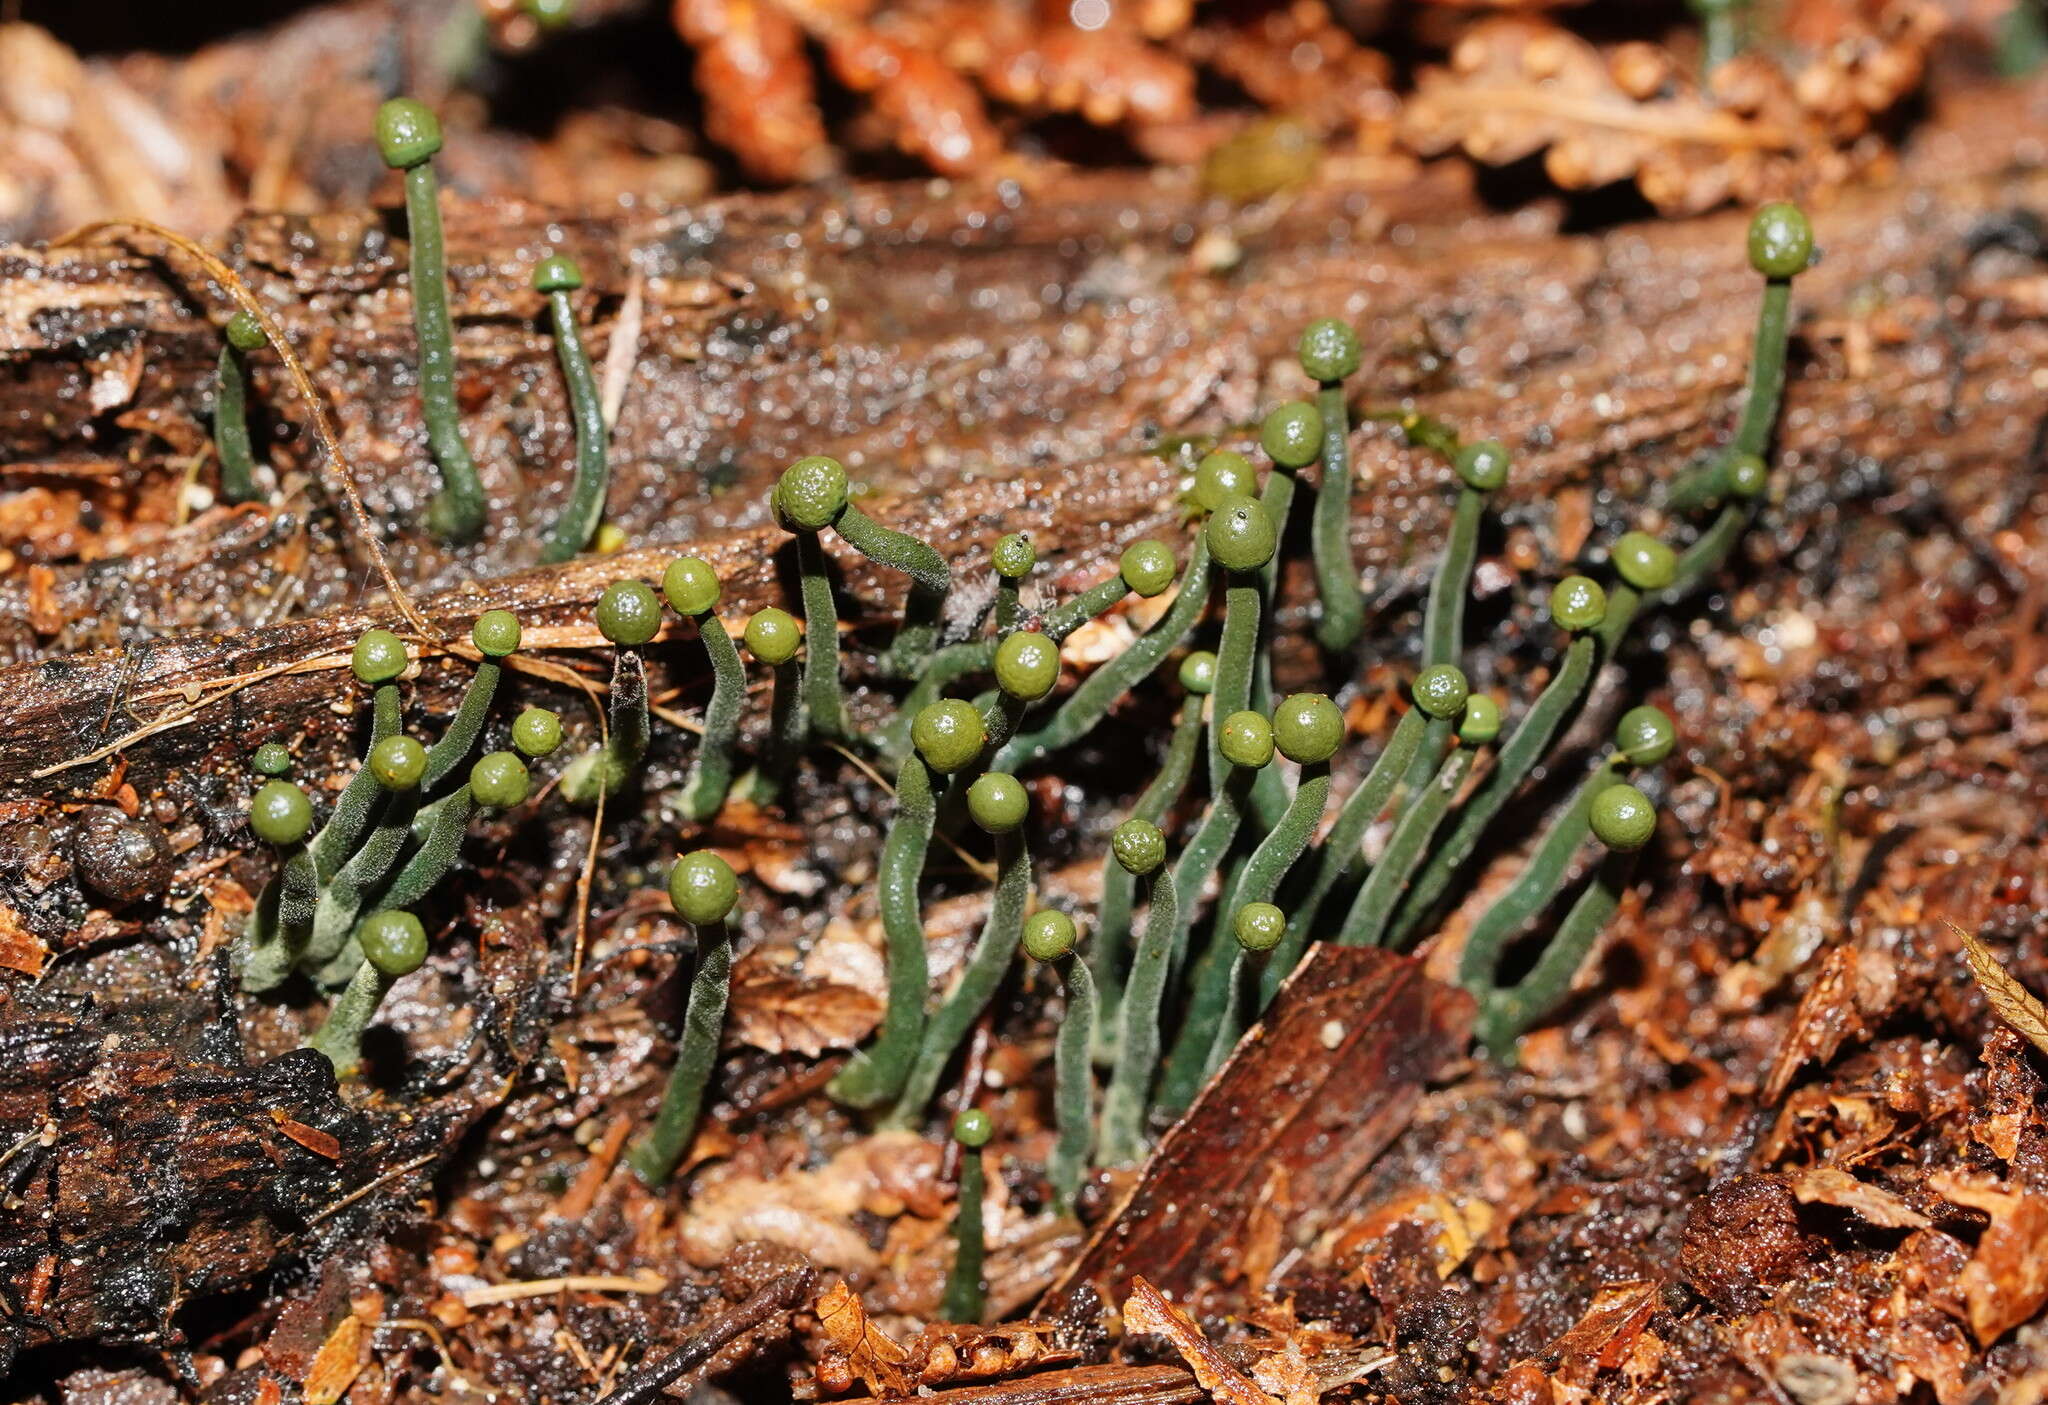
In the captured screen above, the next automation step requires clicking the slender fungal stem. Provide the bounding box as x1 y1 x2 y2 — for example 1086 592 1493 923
309 684 401 881
213 313 265 504
1099 855 1178 1167
1047 954 1095 1210
372 784 474 911
796 533 849 742
834 502 950 677
628 917 735 1183
1337 747 1476 948
398 158 487 543
1312 381 1363 651
536 258 610 563
1425 490 1484 671
1475 848 1639 1059
941 1127 988 1323
680 615 747 821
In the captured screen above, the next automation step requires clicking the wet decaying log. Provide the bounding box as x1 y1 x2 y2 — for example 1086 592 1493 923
1042 948 1473 1319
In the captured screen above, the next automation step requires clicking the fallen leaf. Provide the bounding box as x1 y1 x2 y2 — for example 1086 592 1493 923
1548 1279 1660 1374
729 954 883 1056
268 1109 341 1160
300 1313 366 1405
1953 922 2048 1058
1123 1276 1277 1405
1791 1166 1931 1229
816 1278 914 1398
1928 1171 2048 1344
0 901 48 976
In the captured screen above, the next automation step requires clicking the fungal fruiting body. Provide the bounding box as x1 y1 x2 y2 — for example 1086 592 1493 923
629 851 741 1184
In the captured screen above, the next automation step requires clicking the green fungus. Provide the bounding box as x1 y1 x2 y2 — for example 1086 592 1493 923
512 706 564 758
912 698 987 775
992 532 1034 632
735 606 805 807
1099 817 1178 1167
469 751 530 809
993 630 1059 704
252 742 293 778
250 780 313 846
629 851 741 1184
533 254 611 563
560 583 657 804
941 1110 992 1323
664 556 747 822
774 459 856 740
370 735 428 790
213 309 267 504
1120 539 1178 598
307 909 427 1076
1427 439 1507 671
378 98 486 543
1021 909 1093 1212
887 773 1032 1126
1298 319 1366 651
1260 401 1323 472
1689 0 1748 73
413 610 521 795
1191 450 1257 513
1199 900 1288 1079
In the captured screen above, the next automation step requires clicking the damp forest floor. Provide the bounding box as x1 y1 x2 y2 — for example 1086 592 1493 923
5 8 2048 1405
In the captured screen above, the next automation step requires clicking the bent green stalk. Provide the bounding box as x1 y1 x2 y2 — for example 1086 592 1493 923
1337 746 1477 948
309 684 402 881
941 1112 991 1322
630 851 741 1184
835 501 951 677
1098 826 1177 1167
534 255 610 563
1474 847 1639 1059
1296 320 1365 651
308 911 427 1076
214 311 265 504
795 532 850 742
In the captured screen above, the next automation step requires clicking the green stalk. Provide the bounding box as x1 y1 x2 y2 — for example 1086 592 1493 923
827 755 936 1108
627 917 736 1184
420 661 500 794
678 614 747 822
239 843 318 992
308 685 401 881
305 789 423 983
1337 747 1476 948
1042 575 1130 642
1047 956 1095 1211
1312 382 1362 650
881 642 991 762
560 651 650 803
306 959 401 1076
834 502 950 677
1098 863 1179 1167
213 341 260 504
941 1147 987 1323
401 161 487 543
796 533 849 741
1474 849 1639 1059
736 658 804 807
1424 489 1483 672
1208 583 1260 788
537 275 610 563
372 784 474 911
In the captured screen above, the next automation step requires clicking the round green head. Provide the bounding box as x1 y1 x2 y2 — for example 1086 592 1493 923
1412 664 1469 720
1205 495 1277 574
1112 818 1166 876
1261 401 1324 470
994 631 1059 702
523 0 575 24
532 254 584 294
1234 902 1285 953
1747 202 1814 280
352 628 409 685
360 910 429 977
1022 909 1077 962
1550 575 1608 633
1611 532 1677 592
1220 710 1275 769
472 609 522 658
1273 693 1342 765
370 735 427 791
595 580 662 646
225 310 266 353
1120 539 1177 598
669 850 739 926
953 1108 993 1148
249 780 313 846
1615 705 1676 766
662 556 721 617
967 772 1028 834
252 742 292 777
743 607 801 665
375 98 442 170
1725 453 1769 500
1179 650 1218 695
776 455 849 532
1454 440 1510 494
1590 783 1657 852
512 706 564 758
1458 694 1503 746
1297 318 1361 383
911 700 986 773
1192 451 1256 513
991 533 1035 580
470 751 531 809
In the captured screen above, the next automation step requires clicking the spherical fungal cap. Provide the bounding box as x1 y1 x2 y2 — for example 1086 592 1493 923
1273 693 1343 764
595 580 662 646
776 455 849 531
992 533 1035 579
1611 532 1677 592
662 556 721 617
1261 401 1324 469
743 607 801 665
1748 202 1814 279
523 0 575 24
1454 440 1511 493
1412 664 1470 719
968 773 1029 833
1726 453 1769 500
1234 902 1286 953
1120 539 1177 597
953 1108 993 1147
370 735 428 791
360 910 429 977
1112 818 1166 876
1458 694 1503 746
912 700 986 773
512 706 564 758
532 253 584 293
669 850 739 926
472 608 522 657
1550 575 1608 633
250 780 313 845
375 98 442 169
252 743 292 777
225 311 266 352
1615 705 1677 766
1297 318 1362 383
1178 650 1218 695
353 629 409 684
1590 783 1657 852
1205 494 1278 573
470 751 531 810
1192 451 1256 512
1022 909 1077 962
994 631 1059 701
1220 710 1276 769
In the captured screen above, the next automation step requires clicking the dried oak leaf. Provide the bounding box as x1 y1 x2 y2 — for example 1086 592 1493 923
1927 1171 2048 1344
728 949 884 1056
1953 921 2048 1058
816 1278 916 1397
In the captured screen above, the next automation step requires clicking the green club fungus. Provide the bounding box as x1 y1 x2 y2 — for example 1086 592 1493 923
252 742 292 777
941 1109 992 1323
1190 450 1257 514
1297 318 1366 651
628 851 741 1185
1021 909 1094 1212
991 532 1035 633
377 98 486 543
1199 900 1287 1079
1098 817 1177 1167
419 609 520 794
533 254 611 563
560 582 658 804
512 706 564 758
1594 530 1678 654
663 556 747 821
734 606 805 806
307 909 427 1076
775 458 855 741
213 310 267 505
